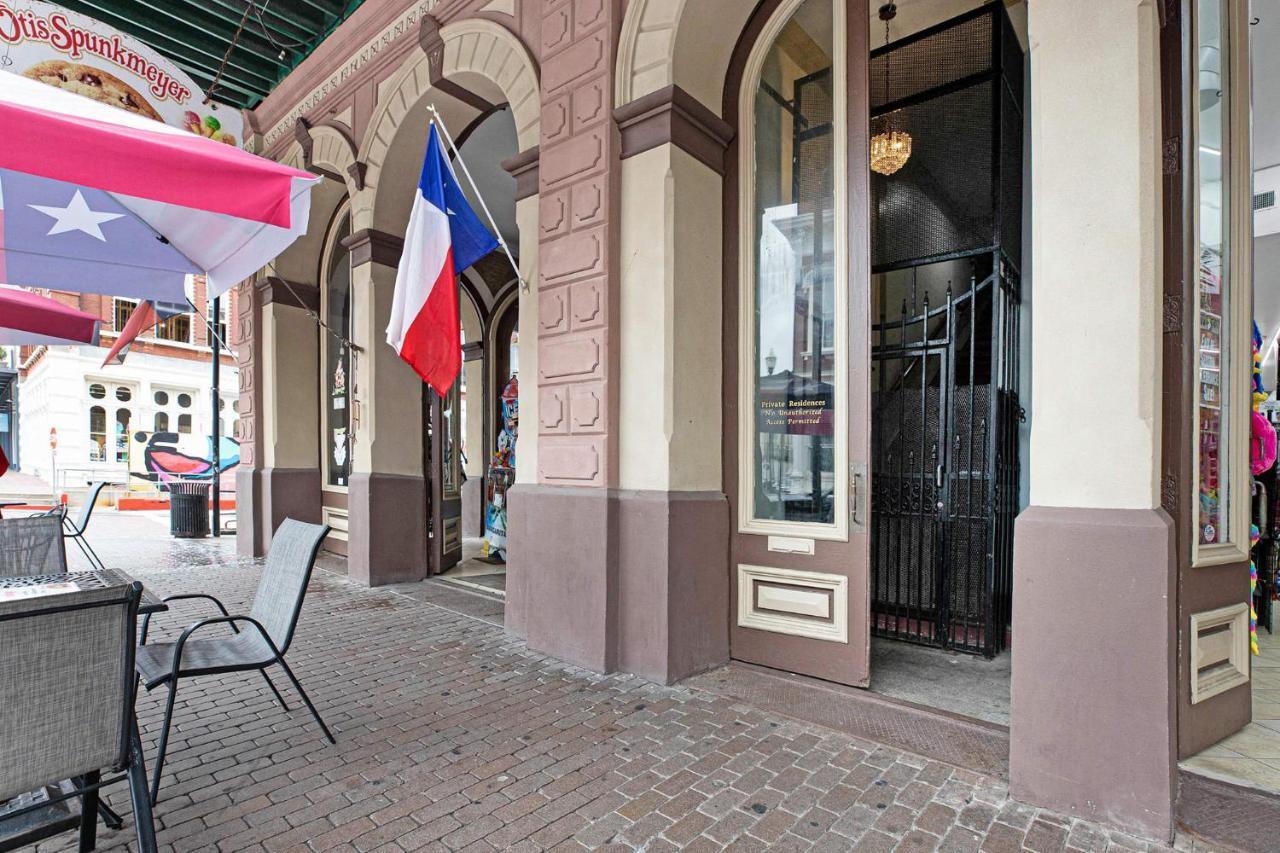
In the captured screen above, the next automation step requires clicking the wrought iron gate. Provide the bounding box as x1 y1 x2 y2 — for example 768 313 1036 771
866 3 1024 658
871 256 1019 657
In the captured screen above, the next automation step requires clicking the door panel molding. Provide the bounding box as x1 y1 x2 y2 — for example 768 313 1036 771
738 563 849 642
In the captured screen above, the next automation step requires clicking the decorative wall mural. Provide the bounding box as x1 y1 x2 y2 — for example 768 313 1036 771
129 430 240 488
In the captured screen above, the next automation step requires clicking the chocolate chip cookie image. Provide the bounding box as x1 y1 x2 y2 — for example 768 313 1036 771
24 60 162 121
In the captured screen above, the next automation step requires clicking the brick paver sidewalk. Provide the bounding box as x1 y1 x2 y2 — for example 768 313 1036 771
31 513 1182 852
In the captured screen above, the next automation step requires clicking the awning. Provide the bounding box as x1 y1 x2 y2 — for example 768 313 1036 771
0 70 320 299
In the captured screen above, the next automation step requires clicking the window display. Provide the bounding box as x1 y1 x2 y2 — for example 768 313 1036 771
1195 0 1231 548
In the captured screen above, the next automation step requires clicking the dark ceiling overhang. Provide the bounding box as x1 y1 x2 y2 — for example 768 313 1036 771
52 0 367 109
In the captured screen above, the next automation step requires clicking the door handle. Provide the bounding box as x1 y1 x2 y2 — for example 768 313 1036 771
935 464 944 490
850 462 868 531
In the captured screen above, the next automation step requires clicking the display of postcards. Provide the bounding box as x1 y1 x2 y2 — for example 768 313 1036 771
1200 312 1221 335
1200 368 1220 387
1200 381 1221 406
1200 329 1220 351
1200 350 1220 370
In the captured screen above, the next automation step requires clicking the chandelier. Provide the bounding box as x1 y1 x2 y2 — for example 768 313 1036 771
871 127 912 175
871 3 912 176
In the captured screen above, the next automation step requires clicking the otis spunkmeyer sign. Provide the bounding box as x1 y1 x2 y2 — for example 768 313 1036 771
0 0 244 146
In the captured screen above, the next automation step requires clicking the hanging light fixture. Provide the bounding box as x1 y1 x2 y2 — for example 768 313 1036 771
870 3 912 176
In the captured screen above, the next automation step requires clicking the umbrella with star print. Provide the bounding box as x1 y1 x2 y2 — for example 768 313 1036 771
0 70 320 302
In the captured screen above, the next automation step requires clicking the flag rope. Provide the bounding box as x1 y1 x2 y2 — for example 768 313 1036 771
426 103 529 293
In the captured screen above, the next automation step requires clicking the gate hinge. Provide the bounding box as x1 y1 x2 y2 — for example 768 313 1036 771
1163 136 1180 175
1161 471 1178 514
1163 294 1182 334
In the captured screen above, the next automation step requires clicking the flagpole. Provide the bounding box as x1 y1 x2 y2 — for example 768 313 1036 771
426 103 529 293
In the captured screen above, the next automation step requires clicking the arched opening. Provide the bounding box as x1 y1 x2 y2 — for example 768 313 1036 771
365 34 531 591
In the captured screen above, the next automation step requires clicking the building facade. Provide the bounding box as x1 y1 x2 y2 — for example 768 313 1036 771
16 278 240 491
234 0 1260 845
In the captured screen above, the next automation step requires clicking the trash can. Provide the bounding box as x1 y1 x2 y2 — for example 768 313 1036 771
168 481 210 538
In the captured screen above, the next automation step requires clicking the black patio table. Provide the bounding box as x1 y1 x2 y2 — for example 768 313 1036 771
0 501 27 519
0 568 165 852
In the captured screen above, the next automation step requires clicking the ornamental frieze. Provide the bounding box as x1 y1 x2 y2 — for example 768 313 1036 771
261 0 445 149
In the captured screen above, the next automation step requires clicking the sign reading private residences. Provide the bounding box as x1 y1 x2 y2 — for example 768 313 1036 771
0 1 244 146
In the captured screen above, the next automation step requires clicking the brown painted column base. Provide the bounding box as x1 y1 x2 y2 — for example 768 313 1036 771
1010 506 1175 842
346 472 428 586
236 467 322 557
507 485 729 684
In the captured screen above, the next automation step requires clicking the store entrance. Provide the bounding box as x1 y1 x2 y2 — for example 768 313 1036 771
725 0 1025 716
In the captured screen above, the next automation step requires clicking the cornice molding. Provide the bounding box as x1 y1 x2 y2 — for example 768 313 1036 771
501 145 540 201
259 277 320 313
614 85 735 176
342 229 405 268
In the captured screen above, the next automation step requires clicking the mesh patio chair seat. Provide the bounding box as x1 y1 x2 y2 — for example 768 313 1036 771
0 581 157 852
134 631 276 688
137 518 334 805
0 512 68 577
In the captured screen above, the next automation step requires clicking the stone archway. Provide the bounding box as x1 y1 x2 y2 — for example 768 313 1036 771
356 16 540 231
615 0 756 115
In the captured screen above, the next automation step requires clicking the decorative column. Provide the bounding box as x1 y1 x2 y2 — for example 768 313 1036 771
236 275 324 557
234 275 265 557
257 277 323 545
343 228 429 586
506 0 623 672
1011 0 1175 841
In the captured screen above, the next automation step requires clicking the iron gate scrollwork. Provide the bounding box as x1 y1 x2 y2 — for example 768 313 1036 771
871 257 1019 656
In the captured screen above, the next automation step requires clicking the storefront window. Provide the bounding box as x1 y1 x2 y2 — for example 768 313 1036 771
1194 0 1239 551
324 211 353 488
115 408 130 463
745 0 844 530
89 405 106 462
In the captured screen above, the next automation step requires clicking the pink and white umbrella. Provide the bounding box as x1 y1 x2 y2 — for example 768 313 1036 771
0 285 100 346
0 70 319 304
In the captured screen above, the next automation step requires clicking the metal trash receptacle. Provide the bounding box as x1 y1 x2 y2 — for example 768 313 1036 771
169 481 210 538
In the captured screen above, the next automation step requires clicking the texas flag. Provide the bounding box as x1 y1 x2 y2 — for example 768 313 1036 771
387 124 497 394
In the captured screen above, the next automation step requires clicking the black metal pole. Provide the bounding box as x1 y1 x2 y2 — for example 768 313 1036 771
211 295 221 537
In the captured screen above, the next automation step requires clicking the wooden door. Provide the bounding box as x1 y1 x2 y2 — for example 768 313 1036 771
726 0 871 687
427 380 464 574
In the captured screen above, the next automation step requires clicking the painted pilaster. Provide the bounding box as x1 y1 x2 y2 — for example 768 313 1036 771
1011 0 1174 841
508 0 623 672
344 228 429 586
235 275 265 557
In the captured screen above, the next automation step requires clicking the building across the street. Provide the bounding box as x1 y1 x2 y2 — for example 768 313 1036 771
14 276 239 493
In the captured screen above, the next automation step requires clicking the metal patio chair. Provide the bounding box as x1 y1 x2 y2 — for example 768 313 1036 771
0 582 157 853
62 483 108 571
0 511 68 578
135 518 334 804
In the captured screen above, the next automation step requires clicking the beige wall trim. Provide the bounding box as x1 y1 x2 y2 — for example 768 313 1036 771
342 228 405 268
614 84 735 175
260 277 320 313
501 146 540 201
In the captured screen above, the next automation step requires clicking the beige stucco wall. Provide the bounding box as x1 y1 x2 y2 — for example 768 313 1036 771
262 303 319 470
1027 0 1162 510
350 260 425 476
618 144 724 492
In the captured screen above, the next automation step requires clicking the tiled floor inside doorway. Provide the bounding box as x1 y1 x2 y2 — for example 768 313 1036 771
436 536 507 596
1181 624 1280 793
